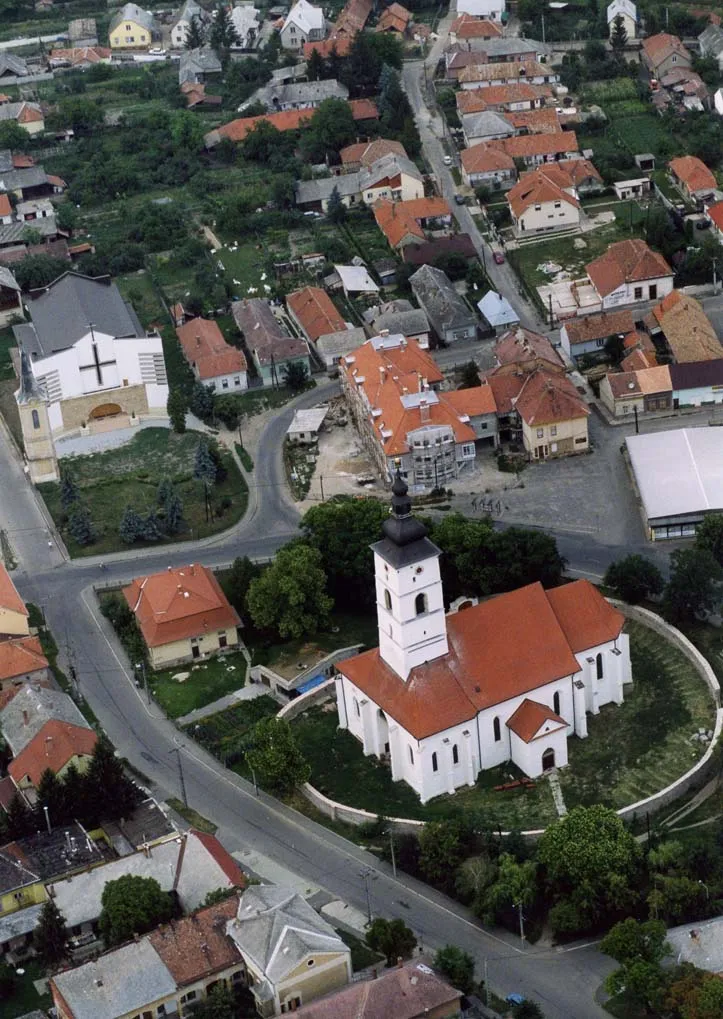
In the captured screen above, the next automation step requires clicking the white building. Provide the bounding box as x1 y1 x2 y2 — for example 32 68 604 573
280 0 325 51
507 165 581 237
586 239 674 311
335 476 631 803
230 3 260 49
170 0 207 47
456 0 506 21
607 0 636 39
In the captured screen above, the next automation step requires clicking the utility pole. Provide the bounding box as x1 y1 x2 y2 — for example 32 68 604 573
319 475 324 501
548 293 554 329
484 959 490 1007
169 747 188 807
135 661 150 704
389 828 397 879
634 404 639 435
541 11 546 44
43 805 51 834
517 901 526 946
359 868 375 924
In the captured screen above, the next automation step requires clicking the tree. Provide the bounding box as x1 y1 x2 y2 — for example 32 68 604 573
37 767 67 827
433 945 475 994
247 543 333 639
299 98 357 163
604 555 665 604
119 505 145 544
0 961 16 1001
602 919 670 1013
5 791 35 840
84 737 140 824
221 555 260 613
665 547 722 623
326 185 347 224
142 511 162 542
604 332 625 365
459 361 481 389
210 2 240 53
60 468 79 510
480 853 537 926
0 121 27 150
157 479 183 535
68 501 95 546
99 874 175 947
512 1003 545 1019
194 437 218 486
365 917 417 967
610 13 628 54
57 97 105 134
12 255 71 292
185 13 206 49
190 381 215 422
419 819 470 890
187 985 242 1019
34 898 69 968
695 513 723 566
245 716 311 794
282 360 309 392
167 388 187 433
306 46 324 81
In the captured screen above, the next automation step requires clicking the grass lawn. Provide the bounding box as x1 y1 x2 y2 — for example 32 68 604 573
0 325 17 381
186 695 280 762
249 612 380 675
227 381 317 423
150 650 247 719
115 271 167 331
560 621 716 812
5 960 52 1019
38 428 248 557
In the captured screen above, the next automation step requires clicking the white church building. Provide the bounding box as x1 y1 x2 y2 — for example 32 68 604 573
13 272 169 483
335 475 632 803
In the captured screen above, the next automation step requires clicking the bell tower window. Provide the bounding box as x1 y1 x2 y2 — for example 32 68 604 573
384 589 391 610
414 593 426 616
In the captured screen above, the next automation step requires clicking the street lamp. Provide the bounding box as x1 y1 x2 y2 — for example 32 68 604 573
135 661 150 704
169 747 188 808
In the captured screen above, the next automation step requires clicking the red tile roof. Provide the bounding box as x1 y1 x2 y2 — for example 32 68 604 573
376 2 411 32
586 239 672 298
506 697 567 743
507 166 579 219
8 720 97 788
332 0 373 36
459 60 550 84
454 15 503 38
149 895 242 987
123 565 241 649
339 137 406 167
0 636 48 683
0 194 11 218
506 108 562 135
642 32 690 68
514 369 589 426
287 287 346 342
460 142 515 175
669 155 716 194
176 317 247 380
303 36 353 58
457 82 543 112
189 830 247 887
445 382 497 416
338 580 622 737
373 196 451 250
0 564 28 622
557 157 603 187
494 327 564 371
349 97 379 120
216 100 377 143
0 775 16 810
491 131 579 161
483 370 526 414
563 309 635 345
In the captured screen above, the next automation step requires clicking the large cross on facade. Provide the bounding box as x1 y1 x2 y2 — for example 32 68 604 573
78 326 116 386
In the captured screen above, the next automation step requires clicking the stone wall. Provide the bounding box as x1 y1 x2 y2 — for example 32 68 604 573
60 384 149 431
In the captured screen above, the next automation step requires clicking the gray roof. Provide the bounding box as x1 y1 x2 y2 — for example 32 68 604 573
271 62 307 83
315 326 366 359
626 427 723 523
0 103 42 123
475 37 549 58
0 165 50 195
0 54 28 78
410 264 476 334
176 0 204 23
0 150 12 173
17 349 45 405
699 23 723 56
2 823 107 882
372 304 430 337
477 290 519 328
48 831 240 928
232 298 308 365
108 2 158 35
295 172 360 205
359 153 423 190
51 938 176 1019
0 902 43 945
0 266 20 292
0 217 59 249
14 273 143 359
0 683 92 756
462 110 514 140
260 78 348 110
0 848 40 896
14 1012 48 1019
226 886 349 984
179 46 222 83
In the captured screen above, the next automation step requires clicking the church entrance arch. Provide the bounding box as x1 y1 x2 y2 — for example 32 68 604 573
541 748 556 772
89 402 123 420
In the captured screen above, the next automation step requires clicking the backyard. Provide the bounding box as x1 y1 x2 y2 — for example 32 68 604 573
38 427 248 557
149 650 249 720
186 695 280 765
4 959 52 1019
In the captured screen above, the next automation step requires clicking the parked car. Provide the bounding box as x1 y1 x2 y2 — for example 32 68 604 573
493 250 505 264
443 155 453 166
454 194 466 205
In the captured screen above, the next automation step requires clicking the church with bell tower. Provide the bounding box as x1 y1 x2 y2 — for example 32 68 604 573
335 474 632 804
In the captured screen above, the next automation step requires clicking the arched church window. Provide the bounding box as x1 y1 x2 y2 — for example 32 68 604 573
409 746 414 765
414 592 426 616
553 691 560 715
354 699 360 717
31 409 40 430
452 744 459 765
432 752 438 772
596 653 604 680
384 589 391 610
493 716 501 742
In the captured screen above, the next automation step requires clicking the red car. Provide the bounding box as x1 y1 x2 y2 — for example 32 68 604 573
493 250 505 265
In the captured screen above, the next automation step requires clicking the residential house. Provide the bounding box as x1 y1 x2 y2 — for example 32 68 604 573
171 0 206 48
645 291 723 362
460 143 516 190
706 199 723 240
600 364 672 417
358 154 424 204
459 61 559 89
205 98 377 146
0 636 49 693
659 67 709 112
292 961 462 1019
461 110 515 147
0 195 11 227
48 46 112 68
7 720 97 799
336 483 630 801
334 264 379 298
670 359 723 407
226 885 352 1016
176 317 248 393
0 683 92 757
556 157 603 194
402 234 478 269
507 165 581 237
108 2 159 49
641 33 691 77
280 0 325 50
294 172 363 212
13 272 169 484
16 198 54 222
0 848 45 918
303 35 353 58
0 901 44 961
374 196 452 252
365 299 431 349
477 291 519 332
0 103 44 136
668 155 717 204
449 14 503 45
123 564 242 670
559 308 635 361
253 78 348 112
699 23 723 71
410 264 477 345
330 0 373 38
584 239 673 311
286 286 366 366
0 564 30 640
493 326 565 375
340 332 494 486
456 0 506 20
607 0 636 38
230 4 261 49
338 138 406 173
0 266 22 327
232 297 311 385
613 178 652 201
510 368 590 459
458 37 550 63
0 55 28 82
47 829 246 942
505 107 564 136
287 406 328 443
376 2 411 34
178 47 223 86
489 131 581 168
182 81 223 108
456 82 546 113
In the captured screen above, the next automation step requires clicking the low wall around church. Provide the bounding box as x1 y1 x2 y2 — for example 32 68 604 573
286 604 723 838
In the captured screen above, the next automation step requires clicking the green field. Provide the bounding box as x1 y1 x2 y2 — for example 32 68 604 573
150 650 248 719
186 695 280 763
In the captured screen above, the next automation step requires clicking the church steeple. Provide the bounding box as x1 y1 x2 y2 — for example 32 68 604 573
372 471 449 680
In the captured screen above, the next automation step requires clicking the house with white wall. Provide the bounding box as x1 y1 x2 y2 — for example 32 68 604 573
507 165 580 237
456 0 506 21
607 0 636 39
280 0 325 51
335 476 631 802
585 239 674 310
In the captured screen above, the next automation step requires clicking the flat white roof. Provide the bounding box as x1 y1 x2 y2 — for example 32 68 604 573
626 427 723 521
335 265 379 293
287 407 328 434
477 291 519 328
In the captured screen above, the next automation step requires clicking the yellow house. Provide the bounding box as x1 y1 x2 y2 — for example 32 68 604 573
108 2 158 49
0 856 46 918
226 885 352 1016
8 719 97 796
0 563 30 639
515 368 590 461
123 564 242 670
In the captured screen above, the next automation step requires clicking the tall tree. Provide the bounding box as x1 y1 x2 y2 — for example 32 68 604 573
433 945 475 994
282 360 309 392
194 437 218 486
60 469 79 510
306 47 324 81
68 502 95 546
5 792 35 840
245 717 311 794
119 505 144 544
610 13 628 54
247 543 333 639
695 512 723 566
480 853 537 926
36 768 68 828
84 738 140 824
210 2 240 53
221 556 260 613
185 13 206 49
365 917 417 967
167 388 187 433
326 185 346 224
100 875 175 947
604 554 665 605
34 899 69 969
665 547 722 623
602 918 670 1014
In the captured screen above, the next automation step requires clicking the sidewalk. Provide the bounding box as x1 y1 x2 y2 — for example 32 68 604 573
177 682 269 727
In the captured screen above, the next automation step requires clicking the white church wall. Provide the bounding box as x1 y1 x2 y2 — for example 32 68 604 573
476 676 576 771
573 637 629 714
145 382 170 410
509 725 568 778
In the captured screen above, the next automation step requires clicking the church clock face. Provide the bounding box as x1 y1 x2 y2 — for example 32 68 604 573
415 566 424 574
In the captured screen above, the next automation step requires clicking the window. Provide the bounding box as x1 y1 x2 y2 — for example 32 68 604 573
534 204 541 211
452 744 459 765
553 691 560 714
432 752 438 772
157 1007 166 1017
649 285 657 299
415 592 426 616
354 698 360 717
575 436 587 444
218 632 228 649
234 376 240 386
595 337 605 347
493 716 501 742
307 959 315 967
409 745 414 765
536 427 544 438
31 409 40 430
634 287 643 300
222 379 229 389
384 589 392 610
550 425 557 436
554 202 561 208
596 653 604 680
